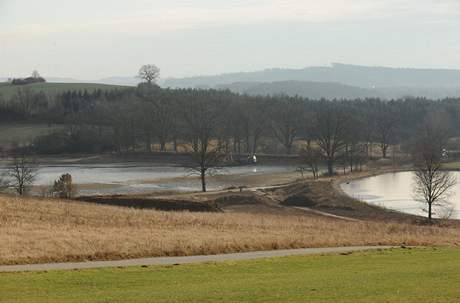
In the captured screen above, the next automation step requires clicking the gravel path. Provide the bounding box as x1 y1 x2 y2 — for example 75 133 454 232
0 246 395 273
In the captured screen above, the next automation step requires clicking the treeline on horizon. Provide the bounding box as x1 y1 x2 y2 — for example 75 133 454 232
0 83 460 163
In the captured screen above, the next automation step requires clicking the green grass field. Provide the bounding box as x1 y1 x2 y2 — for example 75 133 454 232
1 248 459 303
0 82 128 98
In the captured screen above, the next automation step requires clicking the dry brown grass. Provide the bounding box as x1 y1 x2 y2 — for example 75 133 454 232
0 194 459 265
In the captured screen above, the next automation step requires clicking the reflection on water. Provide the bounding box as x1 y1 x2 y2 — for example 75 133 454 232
341 171 460 219
0 163 296 195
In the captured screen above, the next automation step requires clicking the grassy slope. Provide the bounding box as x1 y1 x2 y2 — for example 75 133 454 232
1 248 459 303
0 124 63 146
0 82 128 98
1 195 460 265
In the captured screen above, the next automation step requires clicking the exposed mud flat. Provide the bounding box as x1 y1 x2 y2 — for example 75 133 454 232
1 162 301 196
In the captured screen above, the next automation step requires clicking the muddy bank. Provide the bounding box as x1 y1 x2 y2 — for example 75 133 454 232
278 180 421 223
76 195 220 212
20 164 300 196
15 152 303 166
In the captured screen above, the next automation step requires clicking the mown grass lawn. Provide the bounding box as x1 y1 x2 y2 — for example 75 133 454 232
1 248 459 303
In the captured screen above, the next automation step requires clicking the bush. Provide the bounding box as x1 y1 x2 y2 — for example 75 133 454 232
52 173 75 198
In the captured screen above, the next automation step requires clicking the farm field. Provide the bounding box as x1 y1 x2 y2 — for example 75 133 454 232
1 248 459 303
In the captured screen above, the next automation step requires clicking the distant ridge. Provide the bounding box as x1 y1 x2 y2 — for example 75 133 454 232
217 81 382 99
163 63 460 99
164 63 460 88
96 77 140 86
4 63 460 99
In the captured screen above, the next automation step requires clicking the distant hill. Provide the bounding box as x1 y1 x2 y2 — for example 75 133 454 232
165 63 460 88
217 81 382 99
0 82 129 98
164 63 460 99
96 76 141 86
375 85 460 99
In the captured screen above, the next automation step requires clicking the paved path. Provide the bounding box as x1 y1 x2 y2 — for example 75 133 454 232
0 246 395 273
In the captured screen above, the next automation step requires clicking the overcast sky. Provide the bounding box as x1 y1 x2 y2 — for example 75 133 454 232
1 0 460 79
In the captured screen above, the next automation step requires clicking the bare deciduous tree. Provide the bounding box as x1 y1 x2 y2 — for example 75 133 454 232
313 102 348 176
138 64 160 84
269 97 302 154
413 112 455 222
414 162 456 222
182 96 226 192
271 97 301 154
153 97 175 151
240 97 267 154
374 103 399 159
299 145 321 179
31 70 41 79
8 156 38 196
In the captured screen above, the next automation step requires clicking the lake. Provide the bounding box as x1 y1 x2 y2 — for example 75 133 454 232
1 163 297 195
341 171 460 219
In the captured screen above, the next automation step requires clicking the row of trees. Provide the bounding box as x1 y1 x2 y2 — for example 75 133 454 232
3 82 460 191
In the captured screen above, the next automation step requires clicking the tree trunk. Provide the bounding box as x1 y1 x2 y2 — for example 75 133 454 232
200 168 207 192
18 181 24 196
145 134 152 152
349 155 354 173
382 145 388 158
160 139 166 152
246 135 251 153
327 159 334 176
428 202 432 222
252 135 259 154
285 143 292 155
173 137 178 152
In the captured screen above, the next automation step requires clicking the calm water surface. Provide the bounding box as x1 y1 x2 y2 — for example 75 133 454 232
341 171 460 219
1 163 296 195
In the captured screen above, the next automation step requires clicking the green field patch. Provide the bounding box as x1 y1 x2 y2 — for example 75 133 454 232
1 248 459 303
